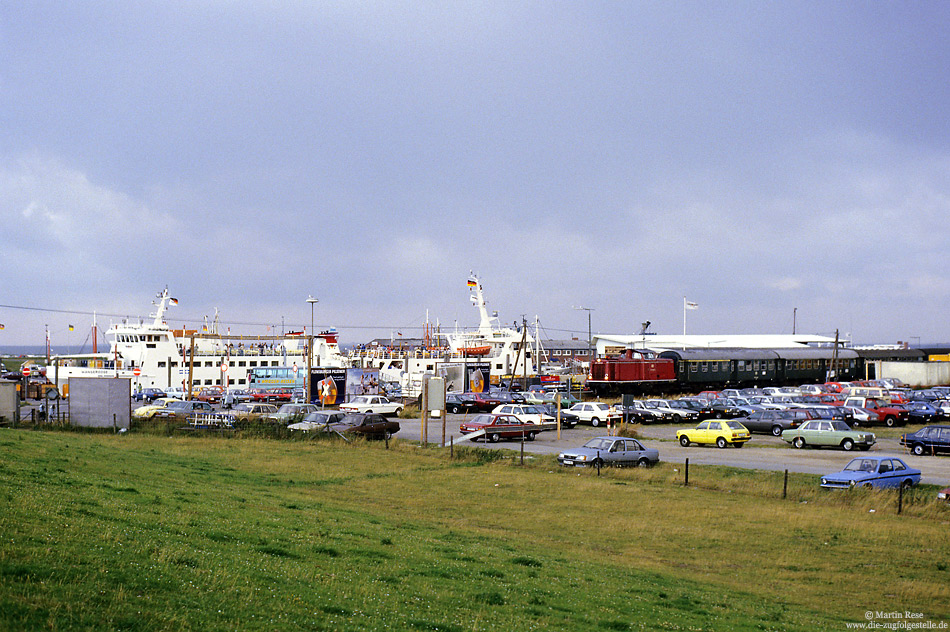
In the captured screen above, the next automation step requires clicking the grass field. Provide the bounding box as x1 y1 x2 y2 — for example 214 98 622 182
1 429 949 631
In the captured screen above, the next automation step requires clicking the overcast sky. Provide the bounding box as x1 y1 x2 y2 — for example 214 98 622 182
3 2 949 348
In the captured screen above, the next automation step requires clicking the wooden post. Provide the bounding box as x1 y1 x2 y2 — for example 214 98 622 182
596 450 601 476
556 392 561 440
450 435 454 459
684 458 689 486
783 469 788 499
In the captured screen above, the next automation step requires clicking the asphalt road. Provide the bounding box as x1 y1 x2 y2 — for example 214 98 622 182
400 413 950 486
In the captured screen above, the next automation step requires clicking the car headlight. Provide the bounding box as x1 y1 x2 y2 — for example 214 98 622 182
821 478 827 485
938 492 948 500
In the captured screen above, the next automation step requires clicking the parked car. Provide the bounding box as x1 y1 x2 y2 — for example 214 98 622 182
567 402 620 427
843 397 909 427
152 400 214 421
615 402 662 424
195 387 224 404
938 487 950 502
663 399 701 421
465 392 505 412
491 404 555 425
287 411 346 432
271 403 320 424
459 413 540 442
741 409 806 436
327 413 400 440
446 392 478 414
339 395 403 416
782 420 875 451
676 420 751 448
641 400 681 422
899 425 950 456
708 398 750 419
229 403 279 421
677 398 716 420
557 436 659 468
132 387 166 403
820 457 921 490
894 401 940 424
132 397 182 419
532 403 579 428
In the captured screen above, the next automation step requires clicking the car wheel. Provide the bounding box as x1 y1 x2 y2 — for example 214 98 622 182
863 482 874 489
715 411 723 419
590 417 600 427
637 458 651 468
900 479 913 490
679 435 690 447
526 431 536 441
365 410 373 414
841 438 854 451
793 437 806 449
591 458 604 468
384 431 393 440
449 405 460 414
716 437 727 449
771 425 783 437
884 416 896 427
489 433 500 443
912 444 926 456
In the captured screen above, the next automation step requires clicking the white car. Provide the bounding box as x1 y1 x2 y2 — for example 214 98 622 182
491 404 556 425
338 395 403 416
567 402 620 427
645 399 699 421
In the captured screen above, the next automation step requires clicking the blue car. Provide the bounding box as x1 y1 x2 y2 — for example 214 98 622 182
820 456 921 490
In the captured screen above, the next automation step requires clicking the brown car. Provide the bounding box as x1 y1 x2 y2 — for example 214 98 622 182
327 413 400 440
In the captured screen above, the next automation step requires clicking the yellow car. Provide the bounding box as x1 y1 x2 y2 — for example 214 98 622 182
132 397 183 419
677 420 751 448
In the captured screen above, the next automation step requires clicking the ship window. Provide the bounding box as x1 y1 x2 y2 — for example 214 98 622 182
146 344 156 349
250 361 257 367
238 361 246 367
272 361 279 366
205 361 213 367
204 379 212 385
238 378 246 385
171 362 178 368
158 361 166 368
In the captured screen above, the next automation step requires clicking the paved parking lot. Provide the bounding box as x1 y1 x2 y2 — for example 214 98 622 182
399 413 950 485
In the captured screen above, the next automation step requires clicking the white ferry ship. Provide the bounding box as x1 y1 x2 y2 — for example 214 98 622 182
46 289 346 395
348 275 540 395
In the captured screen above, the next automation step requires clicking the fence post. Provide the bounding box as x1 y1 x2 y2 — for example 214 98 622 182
783 469 788 499
684 458 689 486
596 450 601 476
450 435 454 459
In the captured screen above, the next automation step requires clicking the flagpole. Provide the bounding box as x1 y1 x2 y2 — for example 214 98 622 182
683 297 687 336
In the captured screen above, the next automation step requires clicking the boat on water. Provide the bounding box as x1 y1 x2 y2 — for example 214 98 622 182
348 275 541 395
46 289 347 395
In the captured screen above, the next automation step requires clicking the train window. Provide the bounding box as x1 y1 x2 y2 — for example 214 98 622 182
690 363 698 372
701 362 708 372
738 360 745 370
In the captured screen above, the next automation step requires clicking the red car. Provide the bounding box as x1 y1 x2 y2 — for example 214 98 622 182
466 392 505 412
459 413 539 442
252 388 293 404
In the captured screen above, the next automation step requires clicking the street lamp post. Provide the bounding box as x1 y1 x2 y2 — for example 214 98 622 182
306 296 319 403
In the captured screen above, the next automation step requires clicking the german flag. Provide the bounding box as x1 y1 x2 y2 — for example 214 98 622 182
467 279 477 288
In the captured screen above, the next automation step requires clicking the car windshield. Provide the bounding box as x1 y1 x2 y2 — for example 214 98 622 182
843 459 877 472
303 413 332 423
469 414 492 425
583 438 614 451
351 397 371 404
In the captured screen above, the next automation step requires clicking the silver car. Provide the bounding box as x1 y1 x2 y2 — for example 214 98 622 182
557 436 659 468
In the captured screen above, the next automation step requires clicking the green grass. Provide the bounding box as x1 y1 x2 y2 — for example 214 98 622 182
1 430 948 631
